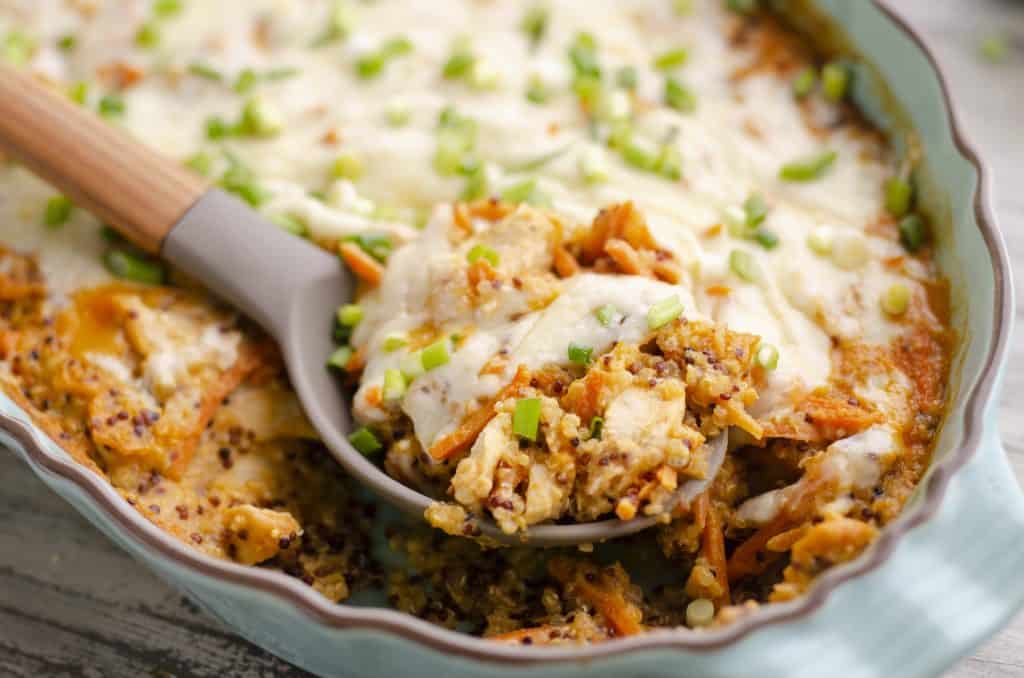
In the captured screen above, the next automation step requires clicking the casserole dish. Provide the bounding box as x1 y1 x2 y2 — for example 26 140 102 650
0 0 1017 676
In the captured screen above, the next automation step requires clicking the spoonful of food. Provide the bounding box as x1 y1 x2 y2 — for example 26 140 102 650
0 65 726 546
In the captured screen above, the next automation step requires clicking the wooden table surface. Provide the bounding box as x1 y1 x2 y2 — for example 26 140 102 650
2 1 1023 676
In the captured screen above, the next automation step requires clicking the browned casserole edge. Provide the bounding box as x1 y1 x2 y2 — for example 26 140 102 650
0 0 1013 666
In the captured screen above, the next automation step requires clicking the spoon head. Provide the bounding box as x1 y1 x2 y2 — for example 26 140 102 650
167 190 728 548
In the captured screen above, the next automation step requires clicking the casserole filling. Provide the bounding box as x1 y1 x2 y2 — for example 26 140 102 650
0 0 950 640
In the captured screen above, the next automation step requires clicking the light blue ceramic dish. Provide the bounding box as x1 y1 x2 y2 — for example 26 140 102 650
0 1 1017 676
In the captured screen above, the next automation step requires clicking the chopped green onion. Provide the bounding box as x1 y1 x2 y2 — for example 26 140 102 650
469 60 501 91
686 598 715 628
188 62 223 81
589 416 604 440
567 343 593 366
234 68 258 94
884 177 913 218
501 178 548 206
979 34 1010 64
312 0 354 47
792 67 816 99
327 345 353 370
383 369 407 401
821 62 850 103
756 343 779 370
57 34 77 52
623 143 659 172
807 226 834 255
271 214 307 237
2 31 35 65
572 73 603 108
400 350 425 380
385 103 411 127
345 234 393 262
726 0 759 13
443 49 475 80
218 162 269 207
729 249 758 282
98 95 125 118
356 36 413 79
568 32 601 79
881 283 911 316
647 294 684 329
205 116 233 140
653 47 689 71
508 144 573 173
434 109 477 176
744 194 768 227
521 5 550 49
616 65 638 90
723 205 749 236
526 76 551 104
606 120 633 150
665 76 697 113
382 332 409 352
44 196 74 228
898 215 927 253
263 67 300 82
184 151 212 176
68 81 89 105
103 250 166 285
237 98 282 138
460 162 490 201
348 427 383 456
595 304 619 327
673 0 694 15
578 148 610 185
512 398 542 441
467 244 500 268
331 153 364 181
656 145 683 181
779 150 837 182
100 225 123 243
754 229 779 250
421 339 451 371
135 22 160 49
153 0 183 18
337 304 364 327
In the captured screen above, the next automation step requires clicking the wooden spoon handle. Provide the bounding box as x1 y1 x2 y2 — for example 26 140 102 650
0 65 207 254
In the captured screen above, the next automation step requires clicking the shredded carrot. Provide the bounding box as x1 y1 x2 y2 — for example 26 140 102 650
452 203 473 234
550 558 643 637
727 513 790 581
651 259 682 284
699 493 731 606
603 238 649 277
705 285 732 298
553 246 580 278
427 365 530 461
467 259 499 288
468 198 515 222
339 243 384 286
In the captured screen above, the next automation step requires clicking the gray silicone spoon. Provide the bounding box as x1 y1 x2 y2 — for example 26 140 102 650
0 65 726 547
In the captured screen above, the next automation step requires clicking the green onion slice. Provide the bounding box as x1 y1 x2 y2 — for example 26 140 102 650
595 304 619 327
44 196 74 228
567 343 593 366
756 344 779 370
103 250 166 285
884 177 913 218
898 215 927 253
348 427 383 455
513 397 542 441
327 345 353 370
382 332 409 352
382 368 407 401
589 416 604 440
779 150 837 182
648 295 684 329
729 249 759 282
421 339 451 371
337 304 364 327
467 244 500 267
